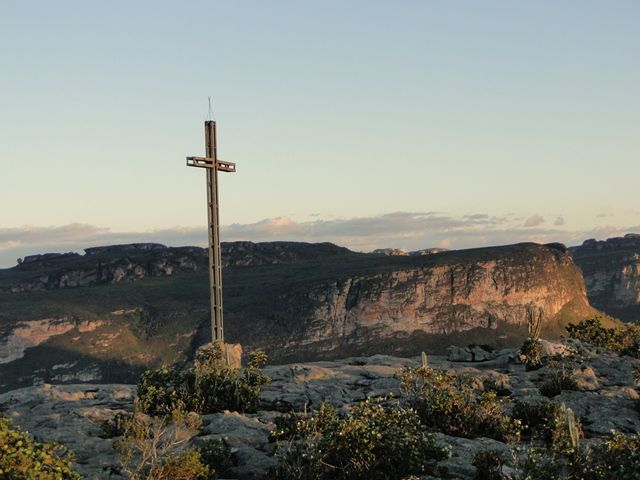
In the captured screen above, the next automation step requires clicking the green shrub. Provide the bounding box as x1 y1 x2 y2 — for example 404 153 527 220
271 402 339 441
566 317 620 350
538 360 579 398
473 449 507 480
114 406 209 480
137 343 270 416
0 414 80 479
521 338 543 371
271 399 450 480
519 432 640 479
566 317 640 358
398 365 521 442
198 438 234 478
512 400 582 455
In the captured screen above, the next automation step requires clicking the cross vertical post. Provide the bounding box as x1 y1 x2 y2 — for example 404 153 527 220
187 120 236 343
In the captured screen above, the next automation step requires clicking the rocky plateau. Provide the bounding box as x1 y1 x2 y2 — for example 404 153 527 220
1 339 638 479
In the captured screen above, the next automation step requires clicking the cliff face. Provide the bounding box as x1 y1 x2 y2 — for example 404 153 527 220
570 234 640 321
0 241 598 391
258 243 592 360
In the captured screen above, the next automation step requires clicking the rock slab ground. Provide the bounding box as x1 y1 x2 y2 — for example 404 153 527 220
1 341 639 479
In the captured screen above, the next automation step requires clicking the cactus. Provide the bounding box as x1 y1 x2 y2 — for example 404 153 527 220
421 351 429 369
527 307 543 341
561 403 579 450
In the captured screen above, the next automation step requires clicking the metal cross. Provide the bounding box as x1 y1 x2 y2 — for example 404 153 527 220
186 120 236 342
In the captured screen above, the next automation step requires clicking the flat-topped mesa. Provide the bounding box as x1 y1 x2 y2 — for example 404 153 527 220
241 242 597 361
570 234 640 321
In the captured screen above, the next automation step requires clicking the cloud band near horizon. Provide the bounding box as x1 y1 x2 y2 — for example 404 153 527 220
0 212 638 268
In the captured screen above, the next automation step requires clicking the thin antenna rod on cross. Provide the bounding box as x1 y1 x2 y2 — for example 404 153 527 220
186 114 236 343
207 97 215 122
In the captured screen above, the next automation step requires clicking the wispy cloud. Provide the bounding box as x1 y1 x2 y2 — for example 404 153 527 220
524 214 545 227
1 214 639 268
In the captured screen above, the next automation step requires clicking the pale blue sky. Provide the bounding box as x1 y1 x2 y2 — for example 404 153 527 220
1 1 639 266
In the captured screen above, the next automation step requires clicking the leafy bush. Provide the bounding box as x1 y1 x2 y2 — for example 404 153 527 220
270 399 450 480
565 317 620 350
198 438 234 478
473 449 508 480
566 317 640 358
398 365 520 442
538 360 579 398
0 414 80 479
521 338 543 371
137 343 270 416
114 406 210 480
512 400 582 455
519 432 640 479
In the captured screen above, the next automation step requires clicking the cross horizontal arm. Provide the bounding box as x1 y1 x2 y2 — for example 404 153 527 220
186 156 237 172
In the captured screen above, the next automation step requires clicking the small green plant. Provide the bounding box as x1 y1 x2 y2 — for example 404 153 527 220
137 343 270 416
100 411 133 439
538 360 579 398
0 414 80 479
473 449 507 480
398 365 520 441
270 399 450 480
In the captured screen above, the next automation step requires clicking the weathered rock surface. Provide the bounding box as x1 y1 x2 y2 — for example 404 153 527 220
1 342 639 480
571 234 640 321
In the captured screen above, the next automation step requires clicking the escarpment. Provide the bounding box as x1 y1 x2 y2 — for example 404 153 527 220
241 243 594 361
0 241 599 390
570 234 640 321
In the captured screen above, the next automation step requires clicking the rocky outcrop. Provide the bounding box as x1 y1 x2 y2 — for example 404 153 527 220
259 243 594 361
1 342 638 480
570 234 640 321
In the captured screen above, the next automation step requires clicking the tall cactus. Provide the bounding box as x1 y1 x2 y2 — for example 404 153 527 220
528 307 543 341
421 351 429 369
566 405 579 449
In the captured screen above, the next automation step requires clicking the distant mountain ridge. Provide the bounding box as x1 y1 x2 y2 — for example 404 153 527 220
1 241 353 293
0 240 607 393
570 233 640 321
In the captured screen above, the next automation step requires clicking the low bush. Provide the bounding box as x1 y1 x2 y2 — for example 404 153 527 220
519 432 640 479
566 317 640 358
137 343 270 416
512 399 582 455
270 399 450 480
0 414 80 479
538 360 579 398
398 365 520 442
198 438 234 478
473 449 508 480
114 406 210 480
521 338 543 371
